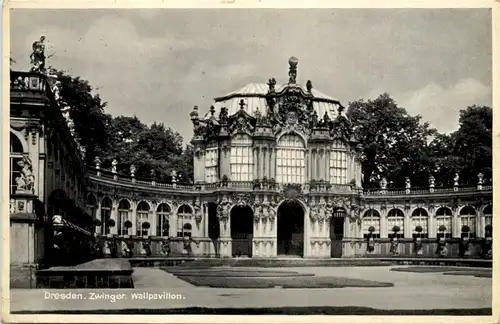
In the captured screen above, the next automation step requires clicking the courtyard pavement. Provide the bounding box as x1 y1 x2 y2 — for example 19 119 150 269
9 266 491 312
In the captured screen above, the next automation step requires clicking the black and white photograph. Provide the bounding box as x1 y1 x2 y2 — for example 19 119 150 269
3 1 496 321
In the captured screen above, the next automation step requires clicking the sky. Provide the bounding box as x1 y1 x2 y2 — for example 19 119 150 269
10 9 492 143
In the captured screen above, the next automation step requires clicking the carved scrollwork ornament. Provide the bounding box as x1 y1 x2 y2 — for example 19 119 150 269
231 193 253 207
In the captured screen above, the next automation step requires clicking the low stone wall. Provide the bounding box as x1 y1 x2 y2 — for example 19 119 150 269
93 235 493 260
10 263 38 288
36 259 133 289
342 238 492 259
96 235 217 258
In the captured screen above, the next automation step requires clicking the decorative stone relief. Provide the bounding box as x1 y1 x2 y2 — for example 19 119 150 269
279 184 304 202
15 155 35 193
231 193 254 208
216 197 231 230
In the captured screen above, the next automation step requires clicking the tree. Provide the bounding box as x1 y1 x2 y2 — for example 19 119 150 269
53 69 110 166
93 116 193 183
454 105 492 185
427 133 463 186
52 68 194 183
347 93 436 188
427 105 492 186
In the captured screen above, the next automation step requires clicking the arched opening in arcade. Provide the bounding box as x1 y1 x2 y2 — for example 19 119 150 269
330 207 346 258
230 205 254 257
277 201 304 257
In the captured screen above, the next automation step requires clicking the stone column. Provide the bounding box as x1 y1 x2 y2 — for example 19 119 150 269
150 208 157 237
270 147 276 179
404 212 411 238
453 210 460 238
217 202 232 257
131 202 138 236
380 212 388 238
428 213 436 238
195 150 205 183
325 149 330 183
95 201 102 235
477 209 483 238
306 149 310 181
303 206 311 257
110 200 118 235
253 147 258 180
220 144 231 180
263 147 268 178
203 204 209 237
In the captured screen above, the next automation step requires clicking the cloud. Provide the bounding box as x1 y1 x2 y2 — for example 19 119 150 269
395 78 491 133
184 62 256 83
10 9 491 144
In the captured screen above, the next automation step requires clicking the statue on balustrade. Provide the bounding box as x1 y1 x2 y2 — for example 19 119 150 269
15 156 35 193
30 36 46 73
160 240 171 256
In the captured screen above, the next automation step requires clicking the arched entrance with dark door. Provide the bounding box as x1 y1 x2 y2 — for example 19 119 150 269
330 207 346 257
230 205 253 257
207 202 220 257
277 201 304 257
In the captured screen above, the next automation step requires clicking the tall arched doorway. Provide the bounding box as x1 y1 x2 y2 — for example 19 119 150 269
230 206 253 257
277 201 304 257
330 207 346 257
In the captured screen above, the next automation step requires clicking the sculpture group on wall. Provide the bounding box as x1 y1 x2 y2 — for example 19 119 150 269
15 155 35 193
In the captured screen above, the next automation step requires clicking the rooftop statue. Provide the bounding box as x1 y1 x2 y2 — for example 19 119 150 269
30 36 46 73
288 56 298 84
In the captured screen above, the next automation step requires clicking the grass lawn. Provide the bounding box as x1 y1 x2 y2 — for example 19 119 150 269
173 259 393 268
443 271 492 278
11 307 492 315
390 266 491 273
162 268 315 277
175 275 394 288
390 266 492 278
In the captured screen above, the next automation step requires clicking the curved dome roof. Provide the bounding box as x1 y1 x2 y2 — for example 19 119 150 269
204 82 343 120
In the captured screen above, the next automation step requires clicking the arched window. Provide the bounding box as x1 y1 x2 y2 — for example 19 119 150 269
276 133 305 184
484 205 492 228
183 223 192 238
156 203 171 237
10 133 24 195
118 200 131 235
177 205 193 237
101 197 112 235
436 207 452 238
205 141 219 183
230 134 253 181
387 209 404 238
362 209 380 238
329 140 348 185
136 201 150 236
411 208 429 238
460 206 477 238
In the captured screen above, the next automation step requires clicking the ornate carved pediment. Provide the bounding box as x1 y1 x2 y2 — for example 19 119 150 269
328 196 349 209
228 105 255 135
231 193 254 207
279 184 304 202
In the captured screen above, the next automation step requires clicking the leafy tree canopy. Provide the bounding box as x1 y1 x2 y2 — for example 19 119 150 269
347 93 436 188
53 69 193 183
348 94 491 189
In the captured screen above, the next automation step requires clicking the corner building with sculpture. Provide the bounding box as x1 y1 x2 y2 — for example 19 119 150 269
9 57 493 269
